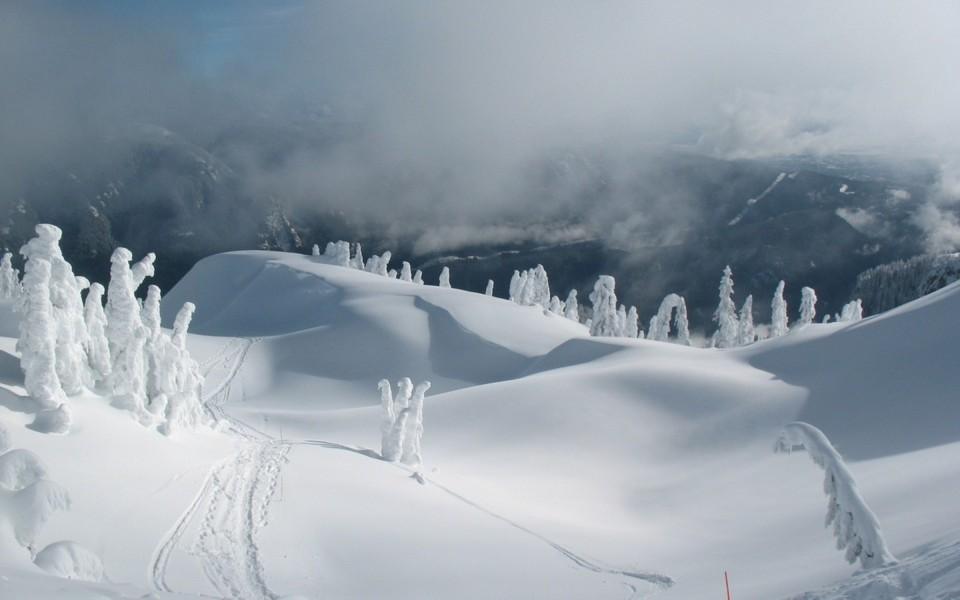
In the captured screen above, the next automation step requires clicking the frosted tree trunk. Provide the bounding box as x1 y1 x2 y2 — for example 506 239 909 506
438 266 451 288
400 262 413 282
485 280 494 296
799 286 818 326
376 251 391 277
589 276 619 337
712 265 739 348
412 270 424 285
563 290 579 322
142 286 163 402
378 379 397 460
105 248 141 396
737 295 755 346
771 280 789 337
775 422 897 569
311 243 320 257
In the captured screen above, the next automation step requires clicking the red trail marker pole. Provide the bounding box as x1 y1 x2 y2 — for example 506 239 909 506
724 571 732 600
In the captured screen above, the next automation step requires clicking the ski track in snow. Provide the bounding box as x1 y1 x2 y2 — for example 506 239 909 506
299 439 675 597
153 335 671 599
151 336 287 599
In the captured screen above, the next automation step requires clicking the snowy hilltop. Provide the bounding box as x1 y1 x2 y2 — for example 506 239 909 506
0 237 959 599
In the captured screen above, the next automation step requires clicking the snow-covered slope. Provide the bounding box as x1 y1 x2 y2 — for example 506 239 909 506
2 250 959 599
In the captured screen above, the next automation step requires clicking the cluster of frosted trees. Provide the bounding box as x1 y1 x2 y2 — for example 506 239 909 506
13 224 204 435
313 241 431 284
710 265 864 348
586 275 690 344
508 265 580 321
378 378 431 468
775 422 897 569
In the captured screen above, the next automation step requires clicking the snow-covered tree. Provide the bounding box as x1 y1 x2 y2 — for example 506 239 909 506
508 270 521 301
775 422 898 569
131 253 156 289
737 295 755 346
105 248 141 391
548 295 563 314
157 302 205 435
351 243 365 270
380 378 417 463
324 241 351 267
799 286 818 326
82 283 110 386
311 244 320 257
142 285 164 402
0 253 21 299
615 305 627 337
376 251 392 277
588 275 618 337
412 270 424 285
485 280 494 296
712 266 739 348
771 280 789 337
563 289 579 322
438 266 451 288
400 381 430 467
527 265 550 308
400 262 413 282
625 306 640 339
839 299 864 322
648 293 689 345
19 225 88 396
387 269 398 279
16 258 65 410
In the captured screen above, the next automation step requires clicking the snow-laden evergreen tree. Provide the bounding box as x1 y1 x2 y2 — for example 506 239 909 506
324 241 352 267
438 266 451 288
351 243 365 270
376 251 392 277
157 302 205 435
625 306 640 338
141 285 164 402
588 276 619 337
515 271 529 302
485 280 494 296
400 262 413 282
771 280 789 337
548 295 563 314
400 381 430 467
18 225 88 396
412 270 424 285
311 244 320 257
711 266 739 348
775 422 897 569
379 377 414 462
528 265 550 308
615 305 627 337
0 253 21 299
82 283 110 386
799 286 818 326
563 289 579 322
508 270 521 302
648 293 689 345
387 269 398 279
105 247 153 419
131 253 156 289
16 258 65 410
737 295 756 346
839 299 864 322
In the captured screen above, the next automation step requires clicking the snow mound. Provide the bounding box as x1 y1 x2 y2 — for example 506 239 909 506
34 541 105 582
747 279 960 459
